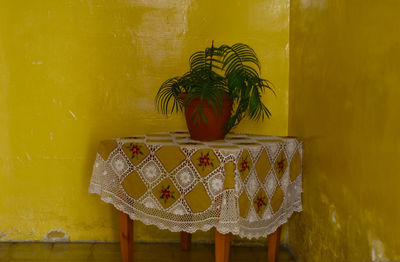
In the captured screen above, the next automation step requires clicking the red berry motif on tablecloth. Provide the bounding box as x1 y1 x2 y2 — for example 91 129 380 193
240 157 250 172
254 195 267 213
198 151 214 171
160 185 175 204
126 143 143 159
276 156 286 175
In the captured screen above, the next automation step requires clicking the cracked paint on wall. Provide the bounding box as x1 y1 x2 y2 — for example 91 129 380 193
44 229 70 242
288 0 400 261
0 0 289 242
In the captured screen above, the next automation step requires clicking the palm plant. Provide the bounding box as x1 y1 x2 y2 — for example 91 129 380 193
155 42 274 134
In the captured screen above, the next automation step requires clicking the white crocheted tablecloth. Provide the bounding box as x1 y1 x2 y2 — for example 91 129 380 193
89 131 302 239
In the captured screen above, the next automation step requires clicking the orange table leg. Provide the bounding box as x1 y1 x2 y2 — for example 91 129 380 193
118 211 134 262
267 226 282 262
215 229 231 262
180 232 192 251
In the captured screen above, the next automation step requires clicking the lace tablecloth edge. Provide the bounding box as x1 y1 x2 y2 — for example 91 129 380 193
88 183 302 240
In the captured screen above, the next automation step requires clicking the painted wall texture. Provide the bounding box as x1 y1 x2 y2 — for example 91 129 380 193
288 0 400 261
0 0 289 242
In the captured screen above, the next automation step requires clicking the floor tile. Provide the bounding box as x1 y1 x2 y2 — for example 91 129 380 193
0 242 295 262
10 243 52 260
49 243 94 261
0 242 12 260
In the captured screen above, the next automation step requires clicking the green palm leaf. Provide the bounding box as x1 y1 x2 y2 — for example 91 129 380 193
155 77 185 115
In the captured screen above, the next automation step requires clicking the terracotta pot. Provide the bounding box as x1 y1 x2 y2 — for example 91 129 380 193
183 94 233 141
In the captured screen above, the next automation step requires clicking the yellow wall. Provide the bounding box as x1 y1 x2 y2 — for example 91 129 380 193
288 0 400 260
0 0 289 241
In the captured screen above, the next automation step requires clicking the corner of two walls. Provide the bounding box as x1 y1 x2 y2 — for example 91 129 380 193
287 0 400 261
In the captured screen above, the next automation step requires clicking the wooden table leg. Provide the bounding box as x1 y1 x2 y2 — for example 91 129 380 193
180 232 191 251
267 226 282 262
118 211 134 262
215 229 230 262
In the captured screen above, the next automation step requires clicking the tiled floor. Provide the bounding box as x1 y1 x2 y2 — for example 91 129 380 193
0 242 295 262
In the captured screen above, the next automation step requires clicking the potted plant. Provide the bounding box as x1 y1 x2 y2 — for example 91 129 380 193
155 42 274 141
